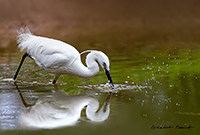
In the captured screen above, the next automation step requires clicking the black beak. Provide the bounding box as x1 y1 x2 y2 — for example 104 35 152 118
103 63 114 89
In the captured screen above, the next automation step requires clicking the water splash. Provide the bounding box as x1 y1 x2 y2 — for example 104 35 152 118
77 83 152 92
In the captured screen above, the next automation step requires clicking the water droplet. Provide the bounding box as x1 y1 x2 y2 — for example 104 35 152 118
143 114 148 117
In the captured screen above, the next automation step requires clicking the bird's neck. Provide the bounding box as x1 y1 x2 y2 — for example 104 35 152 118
69 53 100 78
86 99 110 122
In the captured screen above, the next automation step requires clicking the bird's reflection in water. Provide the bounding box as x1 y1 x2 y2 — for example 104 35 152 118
16 84 112 129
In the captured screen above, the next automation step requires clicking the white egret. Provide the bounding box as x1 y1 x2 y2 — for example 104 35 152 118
13 28 114 87
18 89 112 129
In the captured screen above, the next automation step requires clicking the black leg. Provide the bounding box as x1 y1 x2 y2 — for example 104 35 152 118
13 52 31 80
53 79 56 84
53 74 60 84
26 53 34 60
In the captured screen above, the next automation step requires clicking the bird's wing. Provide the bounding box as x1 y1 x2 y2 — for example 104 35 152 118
37 53 69 68
18 34 80 69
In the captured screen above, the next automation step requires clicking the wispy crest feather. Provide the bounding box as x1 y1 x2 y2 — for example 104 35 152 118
16 27 33 51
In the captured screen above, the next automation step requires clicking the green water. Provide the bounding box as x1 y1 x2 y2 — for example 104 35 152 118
0 45 200 134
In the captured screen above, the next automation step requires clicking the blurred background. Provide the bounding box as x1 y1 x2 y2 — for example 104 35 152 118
1 0 200 133
1 0 200 54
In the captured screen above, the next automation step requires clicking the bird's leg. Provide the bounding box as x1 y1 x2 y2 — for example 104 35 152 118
13 52 32 80
26 53 34 60
53 74 60 84
14 81 32 107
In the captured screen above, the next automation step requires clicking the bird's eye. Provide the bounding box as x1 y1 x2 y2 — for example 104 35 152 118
103 62 107 68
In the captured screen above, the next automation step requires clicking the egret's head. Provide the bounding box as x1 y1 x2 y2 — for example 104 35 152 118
92 51 114 89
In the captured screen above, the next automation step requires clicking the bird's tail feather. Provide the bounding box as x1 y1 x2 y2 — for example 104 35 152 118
16 27 33 52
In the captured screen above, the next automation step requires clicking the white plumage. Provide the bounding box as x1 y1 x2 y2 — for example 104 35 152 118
14 27 114 86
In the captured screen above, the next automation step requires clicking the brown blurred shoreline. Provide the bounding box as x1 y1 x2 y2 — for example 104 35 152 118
1 0 200 53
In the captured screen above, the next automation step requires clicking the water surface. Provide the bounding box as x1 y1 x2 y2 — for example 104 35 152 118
0 46 200 135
